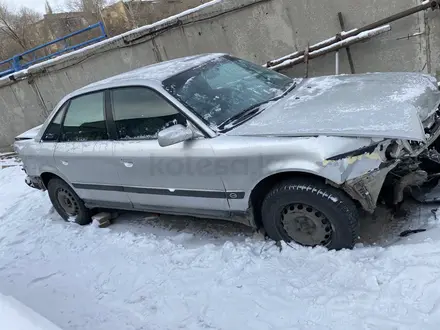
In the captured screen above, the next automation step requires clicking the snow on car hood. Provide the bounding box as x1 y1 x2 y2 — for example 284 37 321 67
227 72 440 141
15 125 43 140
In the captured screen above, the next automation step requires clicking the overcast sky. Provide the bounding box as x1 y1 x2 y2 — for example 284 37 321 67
9 0 63 13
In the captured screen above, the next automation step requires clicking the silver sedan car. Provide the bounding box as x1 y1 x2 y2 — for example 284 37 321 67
14 53 440 250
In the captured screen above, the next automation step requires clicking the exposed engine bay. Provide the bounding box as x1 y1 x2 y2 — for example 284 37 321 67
367 108 440 210
321 106 440 214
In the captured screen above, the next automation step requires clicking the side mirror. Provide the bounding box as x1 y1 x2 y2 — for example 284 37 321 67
158 124 194 147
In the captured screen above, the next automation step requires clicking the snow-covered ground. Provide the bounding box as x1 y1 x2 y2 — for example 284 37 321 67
0 292 62 330
2 158 440 329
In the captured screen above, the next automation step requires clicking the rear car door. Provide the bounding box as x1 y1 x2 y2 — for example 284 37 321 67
26 102 68 177
54 91 132 208
110 86 229 217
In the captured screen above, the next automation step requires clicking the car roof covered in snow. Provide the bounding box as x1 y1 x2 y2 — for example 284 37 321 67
76 53 225 94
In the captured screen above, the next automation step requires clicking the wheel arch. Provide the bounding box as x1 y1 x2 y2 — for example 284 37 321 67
43 172 92 225
249 170 347 229
40 172 65 189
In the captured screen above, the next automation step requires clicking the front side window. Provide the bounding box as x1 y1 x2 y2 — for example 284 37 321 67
163 55 294 130
111 87 186 140
61 92 107 142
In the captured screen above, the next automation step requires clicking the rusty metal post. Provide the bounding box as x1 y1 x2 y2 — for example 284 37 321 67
338 12 356 74
304 42 310 77
335 50 340 74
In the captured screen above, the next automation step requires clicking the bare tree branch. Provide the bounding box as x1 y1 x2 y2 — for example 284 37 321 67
0 2 42 61
65 0 109 13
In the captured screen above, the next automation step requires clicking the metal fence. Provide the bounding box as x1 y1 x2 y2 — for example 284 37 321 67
0 22 107 78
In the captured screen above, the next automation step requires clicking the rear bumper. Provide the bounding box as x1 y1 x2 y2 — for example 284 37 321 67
25 175 46 191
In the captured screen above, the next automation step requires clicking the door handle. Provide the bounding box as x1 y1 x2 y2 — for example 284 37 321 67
121 159 134 168
61 160 68 166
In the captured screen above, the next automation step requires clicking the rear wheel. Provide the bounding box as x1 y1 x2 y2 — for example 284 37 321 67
47 178 91 225
260 178 359 250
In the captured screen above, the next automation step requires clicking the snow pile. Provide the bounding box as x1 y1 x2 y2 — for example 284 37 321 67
1 166 440 329
0 152 20 169
0 293 62 330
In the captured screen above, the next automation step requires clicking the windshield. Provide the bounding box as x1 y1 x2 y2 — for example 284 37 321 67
163 55 294 130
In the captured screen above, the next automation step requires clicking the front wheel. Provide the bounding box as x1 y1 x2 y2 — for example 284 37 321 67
47 178 91 225
261 178 359 250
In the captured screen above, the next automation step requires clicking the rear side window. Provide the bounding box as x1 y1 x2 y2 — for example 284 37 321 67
41 103 67 141
111 87 186 140
61 92 108 142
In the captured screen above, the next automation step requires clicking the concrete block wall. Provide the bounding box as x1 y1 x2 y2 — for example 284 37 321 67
0 0 436 148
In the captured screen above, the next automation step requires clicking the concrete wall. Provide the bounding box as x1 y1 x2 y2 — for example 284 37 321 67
103 0 213 36
0 0 437 148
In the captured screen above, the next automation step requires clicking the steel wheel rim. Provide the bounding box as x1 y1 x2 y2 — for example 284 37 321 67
57 188 79 216
281 203 333 246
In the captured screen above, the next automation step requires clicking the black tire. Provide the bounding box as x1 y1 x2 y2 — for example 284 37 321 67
47 178 91 225
261 178 359 250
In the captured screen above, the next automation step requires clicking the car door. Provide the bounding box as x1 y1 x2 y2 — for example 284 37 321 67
29 102 68 176
54 90 132 208
110 86 229 217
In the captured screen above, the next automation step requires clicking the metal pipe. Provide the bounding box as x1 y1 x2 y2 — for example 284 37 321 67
18 22 105 57
266 0 438 68
270 25 391 71
0 22 107 78
22 36 107 68
348 0 437 38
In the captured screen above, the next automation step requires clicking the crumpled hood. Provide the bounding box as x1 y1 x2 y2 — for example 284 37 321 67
227 72 440 141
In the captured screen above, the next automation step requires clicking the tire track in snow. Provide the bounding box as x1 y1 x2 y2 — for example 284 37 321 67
27 272 62 288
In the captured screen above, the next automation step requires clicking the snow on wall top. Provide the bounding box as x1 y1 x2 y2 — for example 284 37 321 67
0 0 231 86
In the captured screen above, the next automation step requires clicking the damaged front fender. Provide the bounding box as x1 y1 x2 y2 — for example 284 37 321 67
320 141 391 182
322 152 383 182
340 163 397 213
320 141 397 213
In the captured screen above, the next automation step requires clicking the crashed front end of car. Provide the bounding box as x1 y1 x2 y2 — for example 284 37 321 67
323 106 440 213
